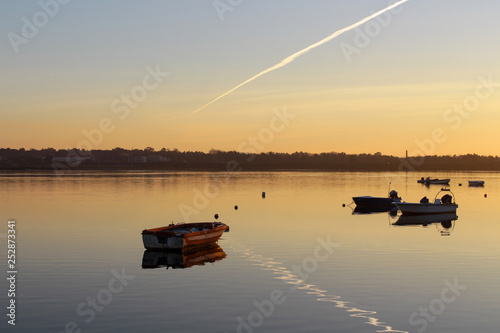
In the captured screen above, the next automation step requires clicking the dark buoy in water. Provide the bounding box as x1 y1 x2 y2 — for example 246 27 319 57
262 192 266 198
484 194 487 198
342 204 346 207
459 183 462 186
214 214 219 220
234 205 238 210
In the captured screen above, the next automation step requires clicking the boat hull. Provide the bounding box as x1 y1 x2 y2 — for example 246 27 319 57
429 180 450 185
142 222 227 251
353 205 398 215
394 203 458 215
353 196 401 207
417 178 450 185
468 181 485 186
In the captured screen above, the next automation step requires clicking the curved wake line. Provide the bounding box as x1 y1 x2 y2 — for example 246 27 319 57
194 0 410 113
227 241 408 333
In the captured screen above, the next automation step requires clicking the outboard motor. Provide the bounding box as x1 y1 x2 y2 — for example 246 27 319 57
441 194 453 205
389 190 398 199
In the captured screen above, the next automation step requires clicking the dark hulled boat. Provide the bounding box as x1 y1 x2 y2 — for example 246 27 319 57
353 190 401 208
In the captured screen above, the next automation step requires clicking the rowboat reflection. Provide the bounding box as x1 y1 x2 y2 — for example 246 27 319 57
142 244 226 269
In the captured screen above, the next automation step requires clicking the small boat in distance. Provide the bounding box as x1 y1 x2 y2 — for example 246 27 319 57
468 180 485 186
142 221 227 251
393 188 458 215
417 177 450 185
353 190 401 208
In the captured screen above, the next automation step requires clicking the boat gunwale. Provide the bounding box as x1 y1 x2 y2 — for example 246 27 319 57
394 202 458 208
142 222 227 238
353 195 401 207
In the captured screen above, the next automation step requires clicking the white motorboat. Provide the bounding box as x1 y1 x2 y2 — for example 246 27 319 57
393 189 457 215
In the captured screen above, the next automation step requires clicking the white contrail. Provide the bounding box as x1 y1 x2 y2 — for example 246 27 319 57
194 0 410 113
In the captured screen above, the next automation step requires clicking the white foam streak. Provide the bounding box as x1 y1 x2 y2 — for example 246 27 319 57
194 0 410 113
228 242 409 333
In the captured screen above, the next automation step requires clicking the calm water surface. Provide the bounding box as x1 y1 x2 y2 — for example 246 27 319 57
1 171 499 333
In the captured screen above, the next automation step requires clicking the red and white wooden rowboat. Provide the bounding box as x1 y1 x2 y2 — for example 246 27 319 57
142 222 227 251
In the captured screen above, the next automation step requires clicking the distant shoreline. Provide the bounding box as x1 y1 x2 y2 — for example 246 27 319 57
0 167 499 175
1 148 500 173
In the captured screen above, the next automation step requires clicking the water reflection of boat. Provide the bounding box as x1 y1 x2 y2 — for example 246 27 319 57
142 245 226 269
142 222 227 251
393 213 457 236
393 213 458 226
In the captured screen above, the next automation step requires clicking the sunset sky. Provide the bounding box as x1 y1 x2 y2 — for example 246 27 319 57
1 0 499 156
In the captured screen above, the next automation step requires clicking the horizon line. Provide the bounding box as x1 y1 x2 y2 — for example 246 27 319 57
1 147 498 159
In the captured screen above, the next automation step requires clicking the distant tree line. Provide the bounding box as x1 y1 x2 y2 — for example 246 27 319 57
0 147 499 171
